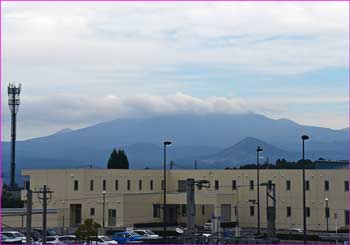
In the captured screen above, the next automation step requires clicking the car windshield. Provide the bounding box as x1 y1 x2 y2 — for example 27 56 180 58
13 232 25 238
131 232 140 237
48 230 57 236
100 236 113 241
146 230 155 235
2 233 15 239
46 237 56 241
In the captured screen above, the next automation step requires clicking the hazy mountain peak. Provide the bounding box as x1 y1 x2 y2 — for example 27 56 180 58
53 128 73 135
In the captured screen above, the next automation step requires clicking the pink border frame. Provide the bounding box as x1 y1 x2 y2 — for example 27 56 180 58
0 1 348 244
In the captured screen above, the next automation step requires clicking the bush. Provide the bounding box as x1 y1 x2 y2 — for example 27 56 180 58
337 226 349 233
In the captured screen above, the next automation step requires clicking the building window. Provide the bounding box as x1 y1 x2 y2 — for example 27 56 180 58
250 206 255 216
287 207 292 217
24 180 30 191
286 180 291 191
178 180 187 192
234 206 237 216
161 180 164 190
108 209 117 227
201 205 205 216
250 180 254 190
103 180 106 191
153 204 160 218
306 207 310 218
345 210 350 225
150 180 153 191
115 180 119 191
268 180 273 190
325 207 330 218
127 180 130 191
345 181 349 192
139 180 142 191
324 180 329 192
90 180 94 191
232 180 237 190
74 180 79 191
90 208 95 216
215 180 219 190
181 205 187 216
305 180 310 191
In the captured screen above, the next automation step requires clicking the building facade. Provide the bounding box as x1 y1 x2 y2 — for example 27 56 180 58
21 168 349 231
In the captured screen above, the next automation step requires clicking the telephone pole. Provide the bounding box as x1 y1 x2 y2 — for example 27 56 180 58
26 190 32 244
35 185 53 244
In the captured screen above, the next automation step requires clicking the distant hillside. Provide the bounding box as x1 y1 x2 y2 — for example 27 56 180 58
1 113 348 181
196 137 293 168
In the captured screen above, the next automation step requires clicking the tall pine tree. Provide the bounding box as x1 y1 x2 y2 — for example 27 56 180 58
107 148 129 169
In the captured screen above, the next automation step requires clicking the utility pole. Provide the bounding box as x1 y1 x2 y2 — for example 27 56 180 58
102 191 106 228
35 185 53 244
163 141 172 233
186 179 210 235
7 83 21 190
26 190 32 244
186 179 195 234
302 135 309 244
256 146 263 234
194 160 197 170
170 161 173 170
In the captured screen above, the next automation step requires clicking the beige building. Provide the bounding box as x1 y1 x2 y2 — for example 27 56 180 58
20 168 349 231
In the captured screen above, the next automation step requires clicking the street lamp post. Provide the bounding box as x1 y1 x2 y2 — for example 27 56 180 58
8 83 21 190
163 141 172 233
301 135 309 244
325 197 329 232
102 190 106 228
256 146 263 234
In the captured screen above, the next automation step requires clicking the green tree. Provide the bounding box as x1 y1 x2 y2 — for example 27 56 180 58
75 219 101 244
107 148 129 169
1 184 23 208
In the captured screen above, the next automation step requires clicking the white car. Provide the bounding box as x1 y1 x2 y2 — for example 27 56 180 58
1 231 27 243
1 233 23 244
132 230 160 239
288 228 303 233
94 235 119 244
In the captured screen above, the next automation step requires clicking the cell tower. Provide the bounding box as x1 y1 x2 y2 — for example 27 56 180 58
8 83 21 189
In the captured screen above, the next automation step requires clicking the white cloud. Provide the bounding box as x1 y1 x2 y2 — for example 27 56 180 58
1 93 348 140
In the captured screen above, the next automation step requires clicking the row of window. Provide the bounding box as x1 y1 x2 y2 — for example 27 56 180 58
74 179 164 191
74 179 350 193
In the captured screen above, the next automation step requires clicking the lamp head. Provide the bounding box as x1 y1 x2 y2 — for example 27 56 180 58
102 190 106 194
164 141 172 146
325 197 328 201
257 146 263 152
302 135 309 140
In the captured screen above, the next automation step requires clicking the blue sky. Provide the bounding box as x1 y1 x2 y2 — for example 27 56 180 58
1 2 349 140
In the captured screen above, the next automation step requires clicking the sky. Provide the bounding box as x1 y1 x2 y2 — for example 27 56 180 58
1 2 349 141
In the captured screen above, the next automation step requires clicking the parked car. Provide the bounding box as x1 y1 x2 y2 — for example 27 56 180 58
133 230 160 239
94 235 119 244
1 233 23 244
112 232 142 243
32 228 58 237
1 231 27 244
288 228 303 233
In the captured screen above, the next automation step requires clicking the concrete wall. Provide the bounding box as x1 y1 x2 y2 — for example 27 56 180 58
21 169 349 231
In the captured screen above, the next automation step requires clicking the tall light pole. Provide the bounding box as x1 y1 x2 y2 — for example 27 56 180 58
325 197 329 232
8 83 21 190
256 146 263 234
163 140 172 233
302 135 309 244
102 190 106 228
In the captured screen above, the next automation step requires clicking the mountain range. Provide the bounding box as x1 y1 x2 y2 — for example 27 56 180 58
1 113 348 181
